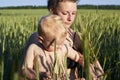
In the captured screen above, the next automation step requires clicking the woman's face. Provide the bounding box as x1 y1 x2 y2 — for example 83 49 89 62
56 1 77 28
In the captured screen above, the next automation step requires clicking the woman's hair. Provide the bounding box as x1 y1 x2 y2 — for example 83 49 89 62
38 14 67 43
47 0 79 12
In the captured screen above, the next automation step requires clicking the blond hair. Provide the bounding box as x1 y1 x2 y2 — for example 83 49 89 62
38 14 67 45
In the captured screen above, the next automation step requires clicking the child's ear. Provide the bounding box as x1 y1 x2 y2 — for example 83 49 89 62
38 36 43 42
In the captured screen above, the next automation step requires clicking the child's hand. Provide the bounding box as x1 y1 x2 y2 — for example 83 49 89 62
78 54 84 67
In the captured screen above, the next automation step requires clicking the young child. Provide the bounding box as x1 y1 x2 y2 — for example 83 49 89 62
21 14 84 80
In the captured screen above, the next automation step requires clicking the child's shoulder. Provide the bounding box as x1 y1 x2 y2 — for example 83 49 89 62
29 43 39 49
29 42 43 48
29 43 45 56
29 43 44 52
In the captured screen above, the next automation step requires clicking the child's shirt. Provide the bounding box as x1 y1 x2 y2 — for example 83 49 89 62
27 42 80 80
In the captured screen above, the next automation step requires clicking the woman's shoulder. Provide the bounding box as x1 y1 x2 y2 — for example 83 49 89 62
30 32 38 37
68 28 75 33
25 32 39 47
67 28 76 38
65 28 75 46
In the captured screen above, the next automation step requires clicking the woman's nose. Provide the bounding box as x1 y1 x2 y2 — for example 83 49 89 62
67 14 72 21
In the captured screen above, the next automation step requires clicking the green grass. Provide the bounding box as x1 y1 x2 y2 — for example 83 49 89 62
0 9 120 80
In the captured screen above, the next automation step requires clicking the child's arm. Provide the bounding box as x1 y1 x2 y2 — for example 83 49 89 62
21 44 37 79
65 45 84 67
22 67 36 80
65 45 104 80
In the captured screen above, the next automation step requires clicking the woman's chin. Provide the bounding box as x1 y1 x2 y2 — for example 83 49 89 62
65 25 70 29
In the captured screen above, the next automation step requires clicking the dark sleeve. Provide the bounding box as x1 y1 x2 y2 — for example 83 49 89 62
24 32 39 57
73 32 82 53
24 32 39 53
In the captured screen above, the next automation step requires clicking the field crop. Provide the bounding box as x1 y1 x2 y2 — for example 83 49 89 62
0 9 120 80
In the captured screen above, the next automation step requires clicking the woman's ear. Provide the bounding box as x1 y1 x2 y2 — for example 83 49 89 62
38 36 43 43
49 8 57 14
49 8 54 14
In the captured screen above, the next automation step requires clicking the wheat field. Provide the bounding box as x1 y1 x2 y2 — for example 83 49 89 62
0 9 120 80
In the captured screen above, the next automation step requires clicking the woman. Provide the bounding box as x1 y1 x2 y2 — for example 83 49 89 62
21 0 103 80
22 0 82 79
